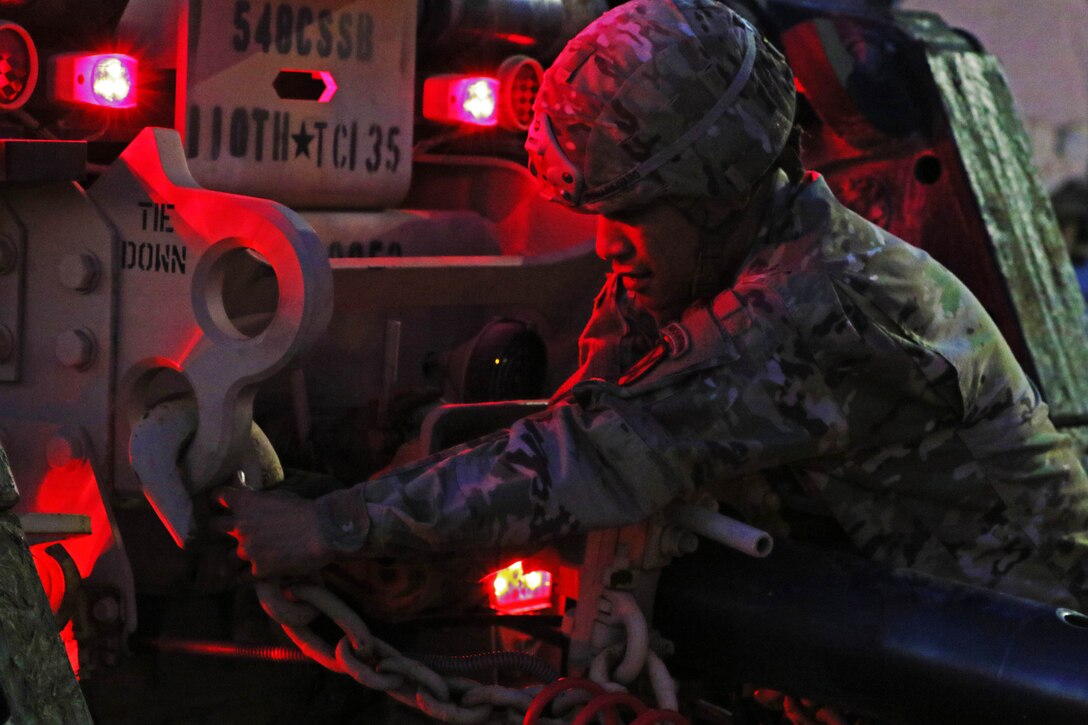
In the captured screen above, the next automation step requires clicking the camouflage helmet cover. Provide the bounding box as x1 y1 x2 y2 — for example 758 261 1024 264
526 0 797 216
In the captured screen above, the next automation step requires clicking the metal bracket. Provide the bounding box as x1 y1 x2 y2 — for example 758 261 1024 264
88 128 332 510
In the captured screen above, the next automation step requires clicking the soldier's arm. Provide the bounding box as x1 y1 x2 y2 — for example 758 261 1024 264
314 395 688 556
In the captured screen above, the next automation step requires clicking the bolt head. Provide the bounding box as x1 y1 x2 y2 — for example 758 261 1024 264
55 328 96 370
92 596 120 624
46 430 86 469
59 253 100 293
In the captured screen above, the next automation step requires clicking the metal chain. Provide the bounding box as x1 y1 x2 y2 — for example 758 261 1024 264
257 578 690 723
257 579 541 723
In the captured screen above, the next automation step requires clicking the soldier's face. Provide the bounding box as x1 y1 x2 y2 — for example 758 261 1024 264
597 202 701 324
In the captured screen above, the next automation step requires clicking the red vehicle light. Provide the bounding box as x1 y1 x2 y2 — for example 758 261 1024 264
423 74 499 127
487 559 554 614
50 53 137 108
496 55 543 132
0 21 38 110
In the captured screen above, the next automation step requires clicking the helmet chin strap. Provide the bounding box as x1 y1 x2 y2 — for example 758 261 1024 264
689 169 781 300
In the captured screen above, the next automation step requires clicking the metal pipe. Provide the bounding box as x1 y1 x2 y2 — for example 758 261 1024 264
655 539 1088 724
598 590 650 684
644 650 678 712
411 650 560 684
665 502 773 558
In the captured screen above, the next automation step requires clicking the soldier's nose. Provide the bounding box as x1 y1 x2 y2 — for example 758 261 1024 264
596 227 634 261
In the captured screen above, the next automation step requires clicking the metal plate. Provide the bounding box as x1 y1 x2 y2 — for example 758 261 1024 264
183 0 416 209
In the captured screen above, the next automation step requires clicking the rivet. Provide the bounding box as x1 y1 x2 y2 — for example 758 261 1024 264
46 428 87 469
58 252 100 293
92 596 120 624
55 328 97 370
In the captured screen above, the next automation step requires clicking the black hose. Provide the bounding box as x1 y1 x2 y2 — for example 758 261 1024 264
656 539 1088 724
410 650 560 683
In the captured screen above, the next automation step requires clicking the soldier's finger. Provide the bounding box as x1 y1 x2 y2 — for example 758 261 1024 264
783 697 817 725
207 515 238 537
214 486 240 510
815 707 849 725
753 688 785 710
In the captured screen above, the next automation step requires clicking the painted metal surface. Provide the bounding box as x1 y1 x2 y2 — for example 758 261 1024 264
183 0 417 209
898 11 1088 424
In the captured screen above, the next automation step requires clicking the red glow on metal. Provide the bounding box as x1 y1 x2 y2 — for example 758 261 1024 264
31 462 113 580
30 547 66 613
487 559 554 614
495 33 537 47
29 463 114 678
50 53 137 108
151 638 310 663
60 621 80 678
175 5 190 135
176 327 205 366
423 75 499 127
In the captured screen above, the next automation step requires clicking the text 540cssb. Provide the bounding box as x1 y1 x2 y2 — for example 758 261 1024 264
231 1 376 61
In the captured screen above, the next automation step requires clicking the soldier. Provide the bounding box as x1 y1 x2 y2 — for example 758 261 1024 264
217 0 1088 613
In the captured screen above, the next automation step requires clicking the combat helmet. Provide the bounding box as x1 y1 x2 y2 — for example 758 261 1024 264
526 0 796 217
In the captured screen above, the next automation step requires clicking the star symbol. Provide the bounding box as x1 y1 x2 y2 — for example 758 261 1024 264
292 122 314 159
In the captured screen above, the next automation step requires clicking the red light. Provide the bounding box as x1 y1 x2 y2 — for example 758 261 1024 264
149 638 309 663
495 33 537 48
50 53 137 108
30 546 66 613
487 559 554 614
29 461 116 678
423 75 499 127
496 55 543 132
0 21 38 110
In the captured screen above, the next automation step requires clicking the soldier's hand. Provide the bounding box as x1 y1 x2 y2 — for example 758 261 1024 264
211 487 334 578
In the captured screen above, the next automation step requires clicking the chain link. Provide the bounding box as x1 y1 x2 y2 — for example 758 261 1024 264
415 688 493 724
457 682 538 711
256 577 689 723
335 638 404 691
254 580 318 627
290 585 373 656
257 580 543 722
380 655 451 701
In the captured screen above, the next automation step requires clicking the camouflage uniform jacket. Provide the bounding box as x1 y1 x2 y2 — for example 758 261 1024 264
318 173 1088 608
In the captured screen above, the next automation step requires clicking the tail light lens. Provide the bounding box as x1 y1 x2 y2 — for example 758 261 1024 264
0 20 38 110
423 56 543 132
50 53 137 108
423 74 499 127
496 55 543 132
487 559 554 614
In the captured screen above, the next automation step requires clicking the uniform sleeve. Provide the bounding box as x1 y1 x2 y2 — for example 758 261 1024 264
314 396 687 557
313 282 866 557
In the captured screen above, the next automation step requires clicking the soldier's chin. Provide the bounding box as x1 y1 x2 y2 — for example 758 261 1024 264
633 293 681 324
